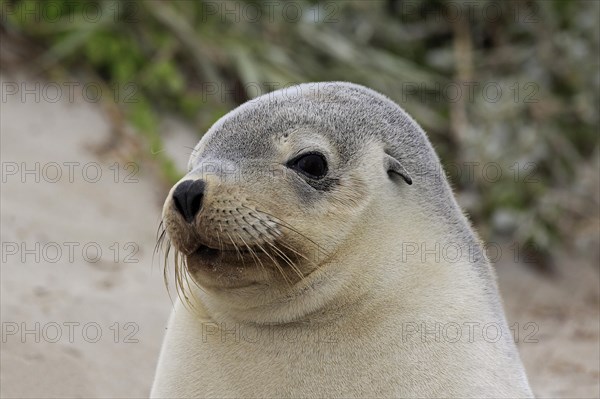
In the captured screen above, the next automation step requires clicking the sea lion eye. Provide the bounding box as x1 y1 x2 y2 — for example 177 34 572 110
288 152 328 179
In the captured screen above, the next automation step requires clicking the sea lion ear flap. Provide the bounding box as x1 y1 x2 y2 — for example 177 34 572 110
384 153 413 185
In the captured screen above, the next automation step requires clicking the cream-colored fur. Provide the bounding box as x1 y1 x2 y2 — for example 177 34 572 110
151 83 533 398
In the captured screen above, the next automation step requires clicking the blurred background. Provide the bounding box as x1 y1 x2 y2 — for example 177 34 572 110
1 0 598 397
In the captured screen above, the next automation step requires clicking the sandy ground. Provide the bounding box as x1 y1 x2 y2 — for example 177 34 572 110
0 74 598 398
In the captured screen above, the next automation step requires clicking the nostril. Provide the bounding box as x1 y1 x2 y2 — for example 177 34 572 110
172 179 205 223
172 194 186 219
190 193 202 218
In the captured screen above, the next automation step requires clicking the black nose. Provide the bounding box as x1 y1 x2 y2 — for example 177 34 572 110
172 179 205 223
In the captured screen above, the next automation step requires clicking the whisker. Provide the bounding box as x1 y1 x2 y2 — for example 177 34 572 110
162 240 176 305
235 230 266 277
252 240 277 282
153 220 167 274
271 237 317 266
154 229 166 255
216 223 225 251
238 211 297 284
241 204 325 251
266 241 304 280
175 251 200 311
234 217 274 282
252 216 322 267
225 231 245 266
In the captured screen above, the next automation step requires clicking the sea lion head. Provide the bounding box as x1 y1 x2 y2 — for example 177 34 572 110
159 82 452 315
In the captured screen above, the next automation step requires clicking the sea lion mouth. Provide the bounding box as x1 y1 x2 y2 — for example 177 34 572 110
189 243 253 259
191 244 220 258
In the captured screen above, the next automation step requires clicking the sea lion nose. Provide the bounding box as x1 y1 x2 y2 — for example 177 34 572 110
172 179 205 223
